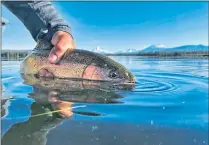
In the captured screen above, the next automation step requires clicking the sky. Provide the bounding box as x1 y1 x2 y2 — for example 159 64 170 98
1 2 208 51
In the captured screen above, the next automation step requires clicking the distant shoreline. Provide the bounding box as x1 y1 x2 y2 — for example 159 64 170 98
1 50 208 61
107 55 209 59
1 55 208 61
106 51 209 59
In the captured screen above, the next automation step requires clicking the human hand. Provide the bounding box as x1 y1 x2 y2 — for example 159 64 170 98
48 31 76 64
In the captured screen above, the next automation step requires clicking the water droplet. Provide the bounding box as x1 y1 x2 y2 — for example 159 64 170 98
146 135 149 139
92 125 98 131
151 120 154 125
182 101 185 104
193 138 197 143
203 141 206 144
162 107 165 110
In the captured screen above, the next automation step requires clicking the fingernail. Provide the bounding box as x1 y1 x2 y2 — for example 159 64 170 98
49 54 58 64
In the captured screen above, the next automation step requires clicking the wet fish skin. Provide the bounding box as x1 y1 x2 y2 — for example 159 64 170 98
21 73 135 92
20 48 135 84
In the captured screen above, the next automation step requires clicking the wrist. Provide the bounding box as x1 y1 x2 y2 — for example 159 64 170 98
52 30 73 38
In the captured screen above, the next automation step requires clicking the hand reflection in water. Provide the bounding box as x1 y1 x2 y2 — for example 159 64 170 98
47 91 74 118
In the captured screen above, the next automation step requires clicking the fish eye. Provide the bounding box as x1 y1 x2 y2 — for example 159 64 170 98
109 71 119 79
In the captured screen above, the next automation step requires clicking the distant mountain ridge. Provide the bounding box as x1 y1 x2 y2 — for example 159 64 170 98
140 44 167 52
141 44 208 53
92 44 208 55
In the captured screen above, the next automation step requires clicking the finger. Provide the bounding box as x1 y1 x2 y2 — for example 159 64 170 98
48 91 59 102
48 40 70 64
54 40 69 59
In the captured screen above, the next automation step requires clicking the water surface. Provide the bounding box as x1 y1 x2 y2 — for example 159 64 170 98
1 57 208 145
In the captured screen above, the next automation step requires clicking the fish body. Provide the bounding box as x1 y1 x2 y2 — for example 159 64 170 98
20 48 135 85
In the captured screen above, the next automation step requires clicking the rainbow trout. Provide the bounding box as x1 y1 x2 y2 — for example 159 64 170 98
20 41 135 85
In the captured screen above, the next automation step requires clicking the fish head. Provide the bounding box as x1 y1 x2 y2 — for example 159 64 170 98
82 53 136 85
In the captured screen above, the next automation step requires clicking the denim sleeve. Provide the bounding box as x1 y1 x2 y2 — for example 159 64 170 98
2 1 72 42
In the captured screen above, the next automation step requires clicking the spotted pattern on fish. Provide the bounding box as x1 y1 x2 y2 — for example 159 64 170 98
20 49 135 83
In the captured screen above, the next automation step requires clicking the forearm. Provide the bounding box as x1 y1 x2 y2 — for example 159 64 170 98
2 1 72 42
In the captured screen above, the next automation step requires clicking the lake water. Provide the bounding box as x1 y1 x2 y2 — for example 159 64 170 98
1 57 208 145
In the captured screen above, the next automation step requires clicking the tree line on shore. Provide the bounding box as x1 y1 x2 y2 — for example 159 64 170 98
106 51 209 58
1 50 208 61
1 50 31 61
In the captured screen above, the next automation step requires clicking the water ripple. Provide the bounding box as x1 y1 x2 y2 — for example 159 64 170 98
134 78 176 92
1 59 208 145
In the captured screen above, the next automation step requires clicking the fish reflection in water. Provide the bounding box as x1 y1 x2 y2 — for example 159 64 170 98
1 74 127 145
1 59 208 145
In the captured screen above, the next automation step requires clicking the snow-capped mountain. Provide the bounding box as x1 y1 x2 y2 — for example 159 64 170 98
116 48 138 54
140 44 208 52
126 48 137 53
92 46 110 54
140 44 167 52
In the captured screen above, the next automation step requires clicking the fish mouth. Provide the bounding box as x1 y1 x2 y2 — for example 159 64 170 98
120 80 136 86
112 82 135 90
122 81 136 85
109 78 136 90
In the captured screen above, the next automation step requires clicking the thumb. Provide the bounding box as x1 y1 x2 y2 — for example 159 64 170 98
48 42 67 64
48 47 58 64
